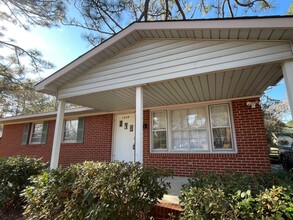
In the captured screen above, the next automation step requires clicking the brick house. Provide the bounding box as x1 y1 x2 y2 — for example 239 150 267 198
1 16 293 176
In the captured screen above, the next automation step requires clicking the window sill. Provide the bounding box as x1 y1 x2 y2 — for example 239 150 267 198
62 140 78 144
150 150 238 154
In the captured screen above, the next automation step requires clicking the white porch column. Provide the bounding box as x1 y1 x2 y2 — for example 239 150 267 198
50 100 66 169
282 61 293 117
135 87 143 163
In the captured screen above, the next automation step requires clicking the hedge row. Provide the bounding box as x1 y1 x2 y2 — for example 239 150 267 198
1 156 293 220
0 156 47 214
180 171 293 220
22 161 171 220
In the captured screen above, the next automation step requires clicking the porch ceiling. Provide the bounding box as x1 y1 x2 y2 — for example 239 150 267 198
65 63 282 112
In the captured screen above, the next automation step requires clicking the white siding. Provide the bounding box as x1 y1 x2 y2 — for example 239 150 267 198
58 39 292 99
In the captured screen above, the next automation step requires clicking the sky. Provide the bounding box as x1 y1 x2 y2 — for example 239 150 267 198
3 0 293 120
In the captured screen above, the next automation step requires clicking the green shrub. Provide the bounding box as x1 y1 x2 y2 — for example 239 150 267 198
22 161 171 220
185 170 293 196
180 171 293 220
231 186 293 220
180 185 231 220
0 156 47 214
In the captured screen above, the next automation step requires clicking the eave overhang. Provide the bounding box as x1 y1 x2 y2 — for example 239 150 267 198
0 107 97 125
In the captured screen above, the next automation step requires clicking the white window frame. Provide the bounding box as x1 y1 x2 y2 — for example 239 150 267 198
150 102 236 153
62 119 79 143
151 110 168 152
0 124 3 138
29 122 43 144
209 104 235 152
168 107 210 153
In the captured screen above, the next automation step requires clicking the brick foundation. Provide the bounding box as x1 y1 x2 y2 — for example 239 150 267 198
152 203 183 220
0 98 270 175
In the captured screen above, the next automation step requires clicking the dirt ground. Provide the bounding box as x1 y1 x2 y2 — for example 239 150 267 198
0 210 24 220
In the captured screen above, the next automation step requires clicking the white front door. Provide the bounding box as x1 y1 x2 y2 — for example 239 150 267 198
113 113 135 162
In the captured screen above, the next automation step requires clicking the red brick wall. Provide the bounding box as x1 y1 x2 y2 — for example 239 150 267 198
0 114 113 166
0 122 52 162
0 98 270 175
143 98 271 176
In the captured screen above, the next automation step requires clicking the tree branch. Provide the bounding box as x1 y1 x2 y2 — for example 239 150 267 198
138 0 150 21
95 7 116 34
0 40 53 72
1 1 28 29
222 0 227 17
175 0 186 20
1 0 64 28
227 0 234 17
96 2 123 30
174 0 186 20
234 0 270 8
165 0 169 20
61 20 113 35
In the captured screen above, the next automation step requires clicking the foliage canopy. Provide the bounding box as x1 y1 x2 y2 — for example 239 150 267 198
0 0 66 116
261 95 291 148
64 0 274 45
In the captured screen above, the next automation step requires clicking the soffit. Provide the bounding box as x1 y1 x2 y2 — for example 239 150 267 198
64 63 282 112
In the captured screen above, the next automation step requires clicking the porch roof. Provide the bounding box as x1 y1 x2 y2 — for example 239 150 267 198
36 16 293 95
33 16 293 112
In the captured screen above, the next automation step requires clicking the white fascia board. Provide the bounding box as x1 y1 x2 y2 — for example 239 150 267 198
36 86 57 96
134 17 293 30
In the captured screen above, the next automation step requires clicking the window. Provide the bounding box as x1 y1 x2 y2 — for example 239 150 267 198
63 119 78 142
209 105 233 150
151 104 235 153
63 118 84 143
152 111 167 150
170 107 209 152
30 123 43 144
22 121 48 145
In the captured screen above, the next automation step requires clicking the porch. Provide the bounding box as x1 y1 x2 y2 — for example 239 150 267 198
34 17 293 170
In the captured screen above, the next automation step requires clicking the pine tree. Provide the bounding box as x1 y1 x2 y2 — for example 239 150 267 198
0 0 66 116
